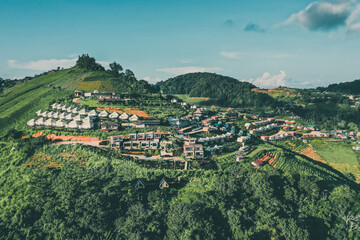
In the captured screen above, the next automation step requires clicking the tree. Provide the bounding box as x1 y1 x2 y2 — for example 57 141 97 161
125 69 135 77
109 62 123 77
76 54 105 71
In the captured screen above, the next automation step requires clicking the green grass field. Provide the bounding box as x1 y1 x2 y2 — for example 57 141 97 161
312 140 359 165
311 140 360 182
174 94 213 105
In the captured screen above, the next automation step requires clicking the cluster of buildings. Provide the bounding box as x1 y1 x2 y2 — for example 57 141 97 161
249 123 278 135
110 132 174 156
27 103 95 130
75 90 134 104
97 110 160 128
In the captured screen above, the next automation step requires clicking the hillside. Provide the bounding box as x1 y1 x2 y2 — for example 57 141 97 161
317 79 360 95
1 57 360 239
0 59 154 137
156 72 278 107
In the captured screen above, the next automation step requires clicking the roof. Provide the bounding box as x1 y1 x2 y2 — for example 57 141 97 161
101 122 119 126
135 179 146 189
159 177 169 189
184 144 203 148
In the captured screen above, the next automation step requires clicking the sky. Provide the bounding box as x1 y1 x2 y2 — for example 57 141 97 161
1 0 360 88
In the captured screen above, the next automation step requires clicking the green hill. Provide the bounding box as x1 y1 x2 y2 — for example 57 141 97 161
156 72 278 107
0 55 155 137
317 79 360 95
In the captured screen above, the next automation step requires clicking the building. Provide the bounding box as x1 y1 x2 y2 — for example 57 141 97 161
65 113 76 120
27 119 35 127
135 179 146 189
88 109 99 117
194 108 202 118
120 112 130 120
84 92 93 98
160 141 173 156
35 118 46 126
44 118 56 127
68 120 81 129
183 144 204 159
251 159 264 168
74 90 83 97
78 109 89 116
55 119 67 128
110 135 123 149
99 110 109 118
137 117 160 127
129 114 140 122
184 137 196 145
159 178 169 189
109 111 120 119
101 122 119 131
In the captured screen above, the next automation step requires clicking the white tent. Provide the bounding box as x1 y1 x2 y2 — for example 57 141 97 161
120 112 129 120
98 110 109 118
27 119 35 127
109 111 120 119
88 109 99 117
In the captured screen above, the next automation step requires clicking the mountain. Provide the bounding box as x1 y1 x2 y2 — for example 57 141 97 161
317 79 360 95
156 72 277 107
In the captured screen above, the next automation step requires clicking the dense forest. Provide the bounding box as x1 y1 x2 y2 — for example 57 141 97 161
1 134 360 239
317 79 360 95
156 72 278 108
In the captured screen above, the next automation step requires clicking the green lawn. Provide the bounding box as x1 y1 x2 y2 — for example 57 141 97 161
174 94 213 105
312 140 359 165
311 140 360 182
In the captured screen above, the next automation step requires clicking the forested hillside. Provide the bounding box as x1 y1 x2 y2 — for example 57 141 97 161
318 79 360 95
1 137 359 239
156 72 277 108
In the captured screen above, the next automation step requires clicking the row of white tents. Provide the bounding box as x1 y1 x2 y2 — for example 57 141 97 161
50 103 139 121
27 117 94 130
36 110 97 121
97 110 139 121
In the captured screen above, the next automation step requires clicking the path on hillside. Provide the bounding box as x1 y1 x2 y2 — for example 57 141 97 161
51 140 102 147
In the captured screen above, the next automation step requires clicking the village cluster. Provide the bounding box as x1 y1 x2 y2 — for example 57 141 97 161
25 89 360 165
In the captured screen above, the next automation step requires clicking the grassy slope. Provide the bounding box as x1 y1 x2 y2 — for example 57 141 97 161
244 143 355 184
174 94 213 105
0 67 116 137
312 140 360 182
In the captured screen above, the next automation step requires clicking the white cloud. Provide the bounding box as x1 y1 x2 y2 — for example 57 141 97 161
8 58 77 71
156 66 222 75
8 58 110 71
284 1 352 31
220 51 244 59
348 21 360 32
346 3 360 33
244 70 288 88
143 76 161 82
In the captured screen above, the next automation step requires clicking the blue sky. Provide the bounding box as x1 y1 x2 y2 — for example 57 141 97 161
1 0 360 88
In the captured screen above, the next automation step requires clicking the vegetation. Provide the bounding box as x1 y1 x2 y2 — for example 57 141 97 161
318 79 360 95
156 72 278 108
2 55 360 239
1 138 360 239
